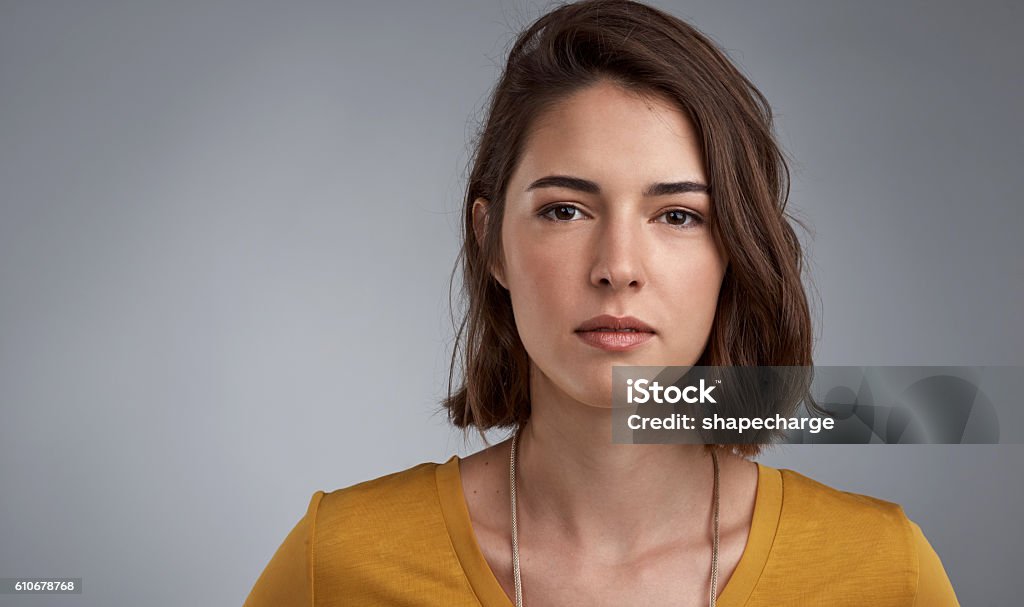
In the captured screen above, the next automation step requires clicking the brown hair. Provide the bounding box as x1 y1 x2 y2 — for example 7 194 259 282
442 0 821 457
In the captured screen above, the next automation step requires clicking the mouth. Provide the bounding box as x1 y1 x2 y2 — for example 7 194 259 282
574 315 656 351
575 314 656 334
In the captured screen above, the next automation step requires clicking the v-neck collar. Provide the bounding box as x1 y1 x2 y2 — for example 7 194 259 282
435 453 782 606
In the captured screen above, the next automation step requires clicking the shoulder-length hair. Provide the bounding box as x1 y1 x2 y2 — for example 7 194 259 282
442 0 819 457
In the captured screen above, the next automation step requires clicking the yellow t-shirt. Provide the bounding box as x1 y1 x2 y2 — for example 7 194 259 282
243 455 960 606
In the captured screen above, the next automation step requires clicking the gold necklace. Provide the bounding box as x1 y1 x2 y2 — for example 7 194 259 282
508 426 720 607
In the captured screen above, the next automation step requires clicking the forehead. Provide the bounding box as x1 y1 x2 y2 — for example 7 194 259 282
512 81 706 192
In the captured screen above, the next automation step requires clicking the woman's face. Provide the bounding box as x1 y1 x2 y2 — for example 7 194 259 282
474 79 728 409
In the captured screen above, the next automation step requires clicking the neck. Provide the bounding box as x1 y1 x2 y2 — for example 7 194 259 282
513 363 723 562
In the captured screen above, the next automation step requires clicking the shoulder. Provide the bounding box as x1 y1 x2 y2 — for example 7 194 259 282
749 465 938 604
771 467 960 604
777 467 911 535
245 458 466 607
311 457 479 602
316 459 448 543
319 459 441 510
774 467 915 564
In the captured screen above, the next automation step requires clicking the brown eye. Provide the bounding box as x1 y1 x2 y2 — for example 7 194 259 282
659 209 704 229
665 210 689 225
540 204 585 222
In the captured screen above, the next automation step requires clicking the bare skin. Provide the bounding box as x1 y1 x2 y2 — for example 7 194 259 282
459 434 757 607
466 79 760 606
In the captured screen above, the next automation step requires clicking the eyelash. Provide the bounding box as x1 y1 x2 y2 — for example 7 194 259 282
537 204 705 230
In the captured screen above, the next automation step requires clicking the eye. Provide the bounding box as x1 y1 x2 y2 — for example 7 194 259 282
656 209 704 229
539 204 588 222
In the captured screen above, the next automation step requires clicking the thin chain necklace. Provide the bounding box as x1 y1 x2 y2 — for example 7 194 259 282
508 426 720 607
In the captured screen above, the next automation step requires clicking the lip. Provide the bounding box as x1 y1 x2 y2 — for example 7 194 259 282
574 314 656 352
575 330 655 352
576 314 656 333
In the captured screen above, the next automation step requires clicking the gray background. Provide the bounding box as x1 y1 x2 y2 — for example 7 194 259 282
0 1 1020 605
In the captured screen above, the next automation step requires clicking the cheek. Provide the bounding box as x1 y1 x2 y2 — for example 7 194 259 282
501 227 585 365
658 247 727 342
679 251 726 302
505 238 577 325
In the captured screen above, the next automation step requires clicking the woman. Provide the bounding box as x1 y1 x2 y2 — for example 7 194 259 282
244 1 959 605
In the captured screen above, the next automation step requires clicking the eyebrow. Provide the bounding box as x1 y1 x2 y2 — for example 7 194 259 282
525 174 711 197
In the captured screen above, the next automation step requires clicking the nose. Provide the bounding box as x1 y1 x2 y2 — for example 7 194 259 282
589 214 646 291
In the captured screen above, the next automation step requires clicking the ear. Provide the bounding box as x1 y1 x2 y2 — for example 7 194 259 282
472 197 508 289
